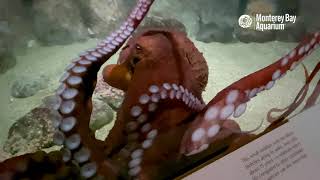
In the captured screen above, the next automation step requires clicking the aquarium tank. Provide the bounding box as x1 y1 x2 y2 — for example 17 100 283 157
0 0 319 179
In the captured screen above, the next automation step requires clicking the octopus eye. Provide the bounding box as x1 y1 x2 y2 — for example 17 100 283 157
128 57 140 73
131 57 140 66
135 44 142 51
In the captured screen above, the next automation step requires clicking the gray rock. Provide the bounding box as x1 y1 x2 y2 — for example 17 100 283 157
78 0 128 38
41 73 124 133
137 16 187 34
150 0 239 38
0 149 11 162
300 0 320 33
277 0 299 15
0 46 16 74
32 0 89 45
90 97 115 131
90 73 124 130
234 0 314 43
3 75 123 154
234 0 277 43
11 75 49 98
0 0 35 53
3 108 56 155
276 18 306 42
234 27 276 43
0 21 10 34
0 22 16 74
196 15 234 43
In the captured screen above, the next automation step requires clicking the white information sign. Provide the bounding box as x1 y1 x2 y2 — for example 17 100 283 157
184 104 320 180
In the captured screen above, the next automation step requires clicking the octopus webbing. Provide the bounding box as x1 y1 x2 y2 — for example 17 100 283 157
1 0 320 179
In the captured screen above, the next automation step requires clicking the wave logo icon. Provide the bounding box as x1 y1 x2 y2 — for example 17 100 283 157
238 15 252 28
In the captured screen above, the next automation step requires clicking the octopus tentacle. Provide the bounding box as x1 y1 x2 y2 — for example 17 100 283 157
102 29 209 179
267 64 309 123
0 151 83 179
108 82 206 179
267 63 309 122
51 0 155 178
125 83 205 178
268 61 320 121
180 32 320 155
304 80 320 110
302 62 320 110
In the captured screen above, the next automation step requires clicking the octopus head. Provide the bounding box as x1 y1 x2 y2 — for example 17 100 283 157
103 29 209 99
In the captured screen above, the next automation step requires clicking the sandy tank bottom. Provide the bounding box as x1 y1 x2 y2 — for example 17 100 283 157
0 38 319 150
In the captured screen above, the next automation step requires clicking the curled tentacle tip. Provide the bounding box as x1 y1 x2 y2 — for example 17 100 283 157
180 119 243 156
185 144 209 156
180 129 209 156
102 64 131 90
181 138 210 156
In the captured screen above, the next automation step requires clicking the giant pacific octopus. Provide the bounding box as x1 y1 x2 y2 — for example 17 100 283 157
1 0 320 179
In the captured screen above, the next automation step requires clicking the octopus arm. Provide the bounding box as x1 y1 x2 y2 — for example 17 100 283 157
302 62 320 109
267 64 309 122
0 0 156 179
268 60 320 121
54 0 155 178
304 73 320 109
180 32 320 156
0 151 83 179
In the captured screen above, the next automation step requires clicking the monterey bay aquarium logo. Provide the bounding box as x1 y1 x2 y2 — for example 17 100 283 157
238 14 296 31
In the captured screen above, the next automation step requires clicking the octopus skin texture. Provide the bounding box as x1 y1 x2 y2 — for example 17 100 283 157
101 29 209 179
1 0 320 179
180 32 320 155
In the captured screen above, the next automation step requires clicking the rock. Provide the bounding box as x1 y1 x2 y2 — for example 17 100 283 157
300 0 320 33
234 0 277 43
3 108 56 155
245 0 277 16
27 39 41 48
78 0 128 38
0 46 16 74
273 0 305 42
0 149 11 162
234 0 310 43
0 22 16 74
90 97 115 131
32 0 89 45
0 0 35 52
277 0 300 15
196 0 239 40
196 16 234 43
4 74 123 154
137 16 187 34
234 27 276 43
150 0 239 37
0 21 10 34
90 73 124 130
11 75 49 98
276 18 306 42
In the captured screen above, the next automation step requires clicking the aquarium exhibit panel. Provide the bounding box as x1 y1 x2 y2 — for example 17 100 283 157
184 104 320 180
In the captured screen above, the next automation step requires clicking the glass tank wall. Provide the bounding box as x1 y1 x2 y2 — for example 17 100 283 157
0 0 319 179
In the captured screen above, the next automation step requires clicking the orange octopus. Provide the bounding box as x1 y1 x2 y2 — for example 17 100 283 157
1 0 320 179
101 29 209 179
